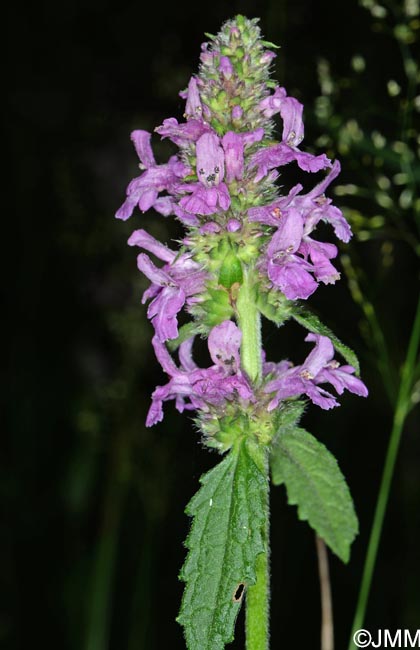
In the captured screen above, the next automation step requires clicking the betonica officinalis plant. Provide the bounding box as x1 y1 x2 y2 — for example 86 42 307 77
116 16 368 650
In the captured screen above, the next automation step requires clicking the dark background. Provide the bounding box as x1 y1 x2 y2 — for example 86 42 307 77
4 0 420 648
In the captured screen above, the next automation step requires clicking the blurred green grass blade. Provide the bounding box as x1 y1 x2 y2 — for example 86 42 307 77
348 295 420 649
85 481 125 650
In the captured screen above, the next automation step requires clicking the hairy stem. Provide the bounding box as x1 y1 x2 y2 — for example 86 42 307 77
316 536 334 650
237 268 269 650
348 296 420 649
246 515 270 650
237 269 263 384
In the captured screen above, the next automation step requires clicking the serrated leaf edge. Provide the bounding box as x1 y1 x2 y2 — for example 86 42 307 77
178 443 267 649
271 429 358 563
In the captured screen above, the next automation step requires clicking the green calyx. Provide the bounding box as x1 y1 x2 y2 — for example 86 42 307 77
199 398 306 454
199 407 277 453
188 227 263 329
255 283 295 326
190 224 262 270
197 286 235 327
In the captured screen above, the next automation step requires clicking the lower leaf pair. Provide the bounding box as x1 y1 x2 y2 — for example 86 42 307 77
178 429 357 649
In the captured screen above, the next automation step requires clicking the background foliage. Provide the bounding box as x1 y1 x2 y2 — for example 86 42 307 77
5 0 419 648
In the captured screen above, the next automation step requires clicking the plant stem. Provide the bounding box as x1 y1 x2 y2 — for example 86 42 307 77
348 296 420 650
237 268 270 650
316 536 334 650
237 269 262 384
246 518 270 650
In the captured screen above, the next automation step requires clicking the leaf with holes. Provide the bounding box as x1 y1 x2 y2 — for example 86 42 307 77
177 440 268 650
271 427 358 563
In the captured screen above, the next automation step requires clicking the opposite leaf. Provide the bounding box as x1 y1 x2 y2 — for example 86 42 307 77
270 428 358 563
257 295 361 375
178 441 268 650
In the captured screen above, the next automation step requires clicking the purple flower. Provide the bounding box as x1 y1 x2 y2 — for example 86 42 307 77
227 219 241 232
146 321 254 426
259 86 288 119
253 161 350 242
115 18 367 434
222 129 264 183
249 162 351 298
248 183 304 227
260 50 277 65
265 208 318 300
265 333 368 410
249 142 331 181
179 182 231 216
222 131 245 182
116 130 190 220
199 221 221 234
200 42 215 66
128 229 208 341
300 161 352 243
249 86 331 178
250 162 349 239
155 117 210 147
298 239 340 285
196 132 225 186
172 202 201 226
156 77 209 147
260 86 305 147
179 132 231 215
219 56 234 79
182 76 204 120
231 105 243 121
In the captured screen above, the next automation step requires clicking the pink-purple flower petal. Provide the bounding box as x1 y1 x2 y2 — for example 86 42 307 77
128 228 176 263
268 260 318 300
264 333 368 411
208 321 242 371
222 131 244 182
130 130 156 168
196 132 225 187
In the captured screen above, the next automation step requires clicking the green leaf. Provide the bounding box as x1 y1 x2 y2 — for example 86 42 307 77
167 322 201 352
260 39 280 49
275 400 306 430
178 441 268 650
292 308 360 375
271 428 358 562
258 295 361 375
